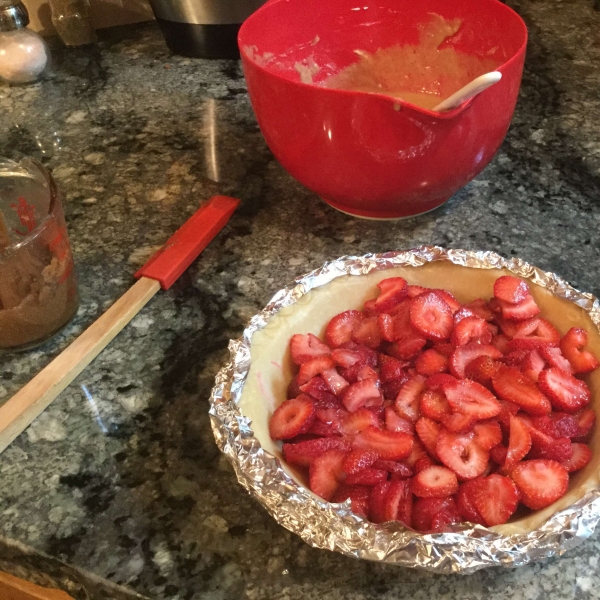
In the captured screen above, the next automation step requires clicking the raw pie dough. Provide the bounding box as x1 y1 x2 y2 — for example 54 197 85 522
239 262 600 536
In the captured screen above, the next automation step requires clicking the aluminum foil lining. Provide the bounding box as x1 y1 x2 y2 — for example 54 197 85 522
208 246 600 574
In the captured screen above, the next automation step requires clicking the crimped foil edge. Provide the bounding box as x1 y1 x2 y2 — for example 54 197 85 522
208 246 600 573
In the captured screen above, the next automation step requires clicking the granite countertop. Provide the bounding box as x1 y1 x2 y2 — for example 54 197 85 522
1 0 600 598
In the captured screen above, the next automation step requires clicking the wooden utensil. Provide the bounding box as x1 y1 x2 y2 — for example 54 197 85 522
0 195 239 453
0 571 74 600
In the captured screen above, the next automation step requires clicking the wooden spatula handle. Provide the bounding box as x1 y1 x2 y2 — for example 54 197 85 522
0 277 160 453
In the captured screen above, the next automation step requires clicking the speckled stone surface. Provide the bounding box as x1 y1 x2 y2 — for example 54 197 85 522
1 0 600 598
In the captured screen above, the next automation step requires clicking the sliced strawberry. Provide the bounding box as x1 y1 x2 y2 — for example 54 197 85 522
452 316 490 347
425 373 458 391
573 408 596 442
410 292 453 341
503 415 531 469
404 438 429 468
538 368 591 413
345 343 378 367
308 419 340 437
342 449 379 474
449 343 503 378
290 333 331 365
341 408 381 436
498 295 540 321
502 350 529 366
414 456 436 473
369 481 392 523
464 355 500 387
507 319 560 350
375 277 408 312
540 346 573 374
331 484 370 517
496 398 521 428
412 465 458 498
561 443 592 472
309 450 348 501
357 366 379 382
490 444 508 465
269 395 316 440
297 356 336 385
352 427 413 460
351 316 382 349
331 348 362 368
521 349 546 382
472 474 519 526
412 497 460 532
433 289 462 314
287 375 303 399
385 406 415 434
394 375 426 422
367 405 385 420
386 336 427 360
466 298 495 321
492 366 551 416
456 480 486 525
443 379 502 420
415 348 448 376
415 417 441 459
346 468 388 486
560 327 600 374
494 276 530 304
441 412 477 433
321 368 350 396
379 354 407 382
382 480 413 526
362 299 377 316
381 378 408 402
374 460 413 477
420 389 451 421
529 436 573 462
406 285 428 298
342 378 381 412
549 413 581 438
436 428 489 480
510 459 569 510
519 414 557 447
378 313 396 342
473 421 502 451
325 310 364 348
300 377 340 406
491 334 511 354
282 437 351 467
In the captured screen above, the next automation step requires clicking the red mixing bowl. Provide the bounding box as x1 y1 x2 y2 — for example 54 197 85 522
238 0 528 219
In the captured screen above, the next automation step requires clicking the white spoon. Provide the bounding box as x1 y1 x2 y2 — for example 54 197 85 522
433 71 502 112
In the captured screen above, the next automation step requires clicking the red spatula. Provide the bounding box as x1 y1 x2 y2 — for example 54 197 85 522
0 195 239 453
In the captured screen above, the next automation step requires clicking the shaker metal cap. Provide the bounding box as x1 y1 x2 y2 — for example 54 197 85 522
0 0 29 31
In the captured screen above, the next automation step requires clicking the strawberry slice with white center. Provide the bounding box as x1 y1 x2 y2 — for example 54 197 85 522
385 406 415 434
412 465 459 498
374 277 408 312
492 365 551 416
269 395 316 440
341 408 381 436
449 343 503 378
510 459 569 510
498 295 541 321
491 333 511 354
441 411 477 433
464 355 500 387
521 349 546 382
297 355 336 385
378 313 396 342
331 348 362 368
493 276 530 304
342 449 379 474
357 366 379 382
369 481 392 523
465 298 495 321
325 310 364 348
331 484 371 517
379 353 408 382
560 327 600 374
508 318 560 351
540 346 573 374
436 428 489 480
415 348 448 376
412 496 461 532
499 416 529 470
352 426 413 460
443 379 502 420
374 459 413 478
394 375 426 422
387 335 427 360
342 378 382 412
453 306 477 324
300 376 339 406
451 316 490 347
410 292 453 341
456 480 486 525
382 480 413 526
573 407 596 442
473 420 502 451
351 316 382 349
561 443 592 472
433 289 462 314
538 367 591 413
415 417 441 459
321 368 350 396
290 333 331 365
472 474 519 526
282 437 351 467
420 389 451 421
309 449 348 501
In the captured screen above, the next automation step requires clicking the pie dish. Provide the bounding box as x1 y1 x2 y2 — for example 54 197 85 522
209 247 600 571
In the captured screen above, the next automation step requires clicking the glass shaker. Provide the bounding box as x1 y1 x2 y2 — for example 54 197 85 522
0 0 51 84
0 157 79 352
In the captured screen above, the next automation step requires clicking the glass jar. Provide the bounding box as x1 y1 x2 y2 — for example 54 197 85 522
0 157 79 352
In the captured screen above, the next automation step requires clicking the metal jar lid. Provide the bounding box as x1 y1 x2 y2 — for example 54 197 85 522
0 0 29 31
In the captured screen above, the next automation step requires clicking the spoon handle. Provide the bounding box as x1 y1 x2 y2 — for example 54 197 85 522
434 71 502 112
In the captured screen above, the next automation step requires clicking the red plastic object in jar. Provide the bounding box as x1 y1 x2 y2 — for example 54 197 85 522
238 0 527 219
